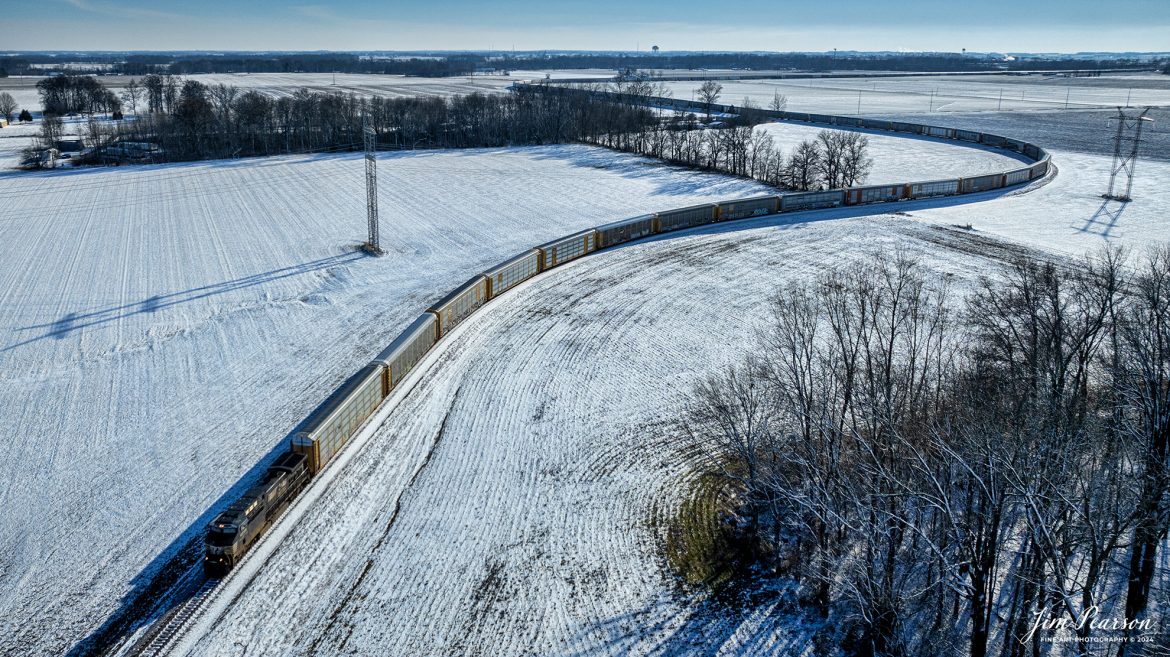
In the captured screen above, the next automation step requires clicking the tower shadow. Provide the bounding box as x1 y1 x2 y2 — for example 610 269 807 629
1077 198 1127 237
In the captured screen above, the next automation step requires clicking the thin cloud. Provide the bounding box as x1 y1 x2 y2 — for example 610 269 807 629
61 0 191 22
295 5 342 21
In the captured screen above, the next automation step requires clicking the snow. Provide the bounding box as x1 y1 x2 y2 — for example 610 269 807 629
903 148 1170 255
174 115 1170 656
180 215 1050 657
5 73 1167 655
753 121 1029 183
654 73 1170 115
0 145 786 657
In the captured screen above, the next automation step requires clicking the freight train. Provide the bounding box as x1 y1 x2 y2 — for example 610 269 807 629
203 113 1051 575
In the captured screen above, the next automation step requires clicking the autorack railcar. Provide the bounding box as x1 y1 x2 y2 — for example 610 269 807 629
596 215 656 248
656 203 719 234
717 195 780 220
485 249 542 299
537 229 597 269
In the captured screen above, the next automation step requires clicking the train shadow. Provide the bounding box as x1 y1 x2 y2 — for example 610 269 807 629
65 374 353 657
63 437 293 657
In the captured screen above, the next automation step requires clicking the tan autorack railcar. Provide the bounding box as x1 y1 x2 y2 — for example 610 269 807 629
428 274 489 338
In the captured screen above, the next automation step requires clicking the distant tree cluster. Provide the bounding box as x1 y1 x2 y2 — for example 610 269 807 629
110 54 478 77
36 75 121 115
57 74 873 192
534 82 870 190
684 248 1170 656
491 52 1154 74
72 77 661 164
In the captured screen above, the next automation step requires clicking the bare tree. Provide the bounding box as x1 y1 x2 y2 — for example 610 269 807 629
696 80 723 120
816 129 846 189
0 91 16 123
785 139 822 190
674 246 1170 656
37 114 63 149
685 362 774 539
770 90 788 112
119 79 141 116
1115 246 1170 651
839 131 873 187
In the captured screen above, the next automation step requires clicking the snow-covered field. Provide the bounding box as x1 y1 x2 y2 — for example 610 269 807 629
753 121 1028 182
0 145 781 657
655 73 1170 115
4 84 1168 656
175 135 1170 656
184 217 1005 657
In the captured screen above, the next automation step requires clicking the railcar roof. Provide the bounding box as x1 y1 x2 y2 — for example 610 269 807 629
427 275 488 311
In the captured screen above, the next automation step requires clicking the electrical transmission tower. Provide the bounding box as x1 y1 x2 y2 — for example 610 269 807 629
362 114 383 255
1104 107 1154 202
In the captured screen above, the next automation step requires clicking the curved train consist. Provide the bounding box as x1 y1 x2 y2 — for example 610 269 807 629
203 111 1052 574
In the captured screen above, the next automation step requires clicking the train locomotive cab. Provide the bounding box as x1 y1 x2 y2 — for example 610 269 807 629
203 451 310 576
204 512 246 576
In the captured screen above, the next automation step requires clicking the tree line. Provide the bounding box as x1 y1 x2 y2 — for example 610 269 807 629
3 53 1161 79
37 74 872 192
683 248 1170 656
36 75 659 164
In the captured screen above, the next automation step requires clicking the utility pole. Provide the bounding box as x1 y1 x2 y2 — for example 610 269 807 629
857 90 862 116
362 113 383 254
1104 107 1154 202
929 89 935 112
998 88 1003 111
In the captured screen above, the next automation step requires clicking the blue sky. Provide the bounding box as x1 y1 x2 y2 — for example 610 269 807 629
1 0 1168 52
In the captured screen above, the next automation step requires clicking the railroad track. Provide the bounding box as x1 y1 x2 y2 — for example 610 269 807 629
124 576 220 657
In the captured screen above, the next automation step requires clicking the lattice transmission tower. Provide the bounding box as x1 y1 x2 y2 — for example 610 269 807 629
362 113 383 255
1104 107 1154 202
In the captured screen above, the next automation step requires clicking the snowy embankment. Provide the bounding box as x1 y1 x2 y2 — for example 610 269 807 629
181 216 1046 657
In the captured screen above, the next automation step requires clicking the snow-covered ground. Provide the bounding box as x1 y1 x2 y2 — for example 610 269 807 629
908 149 1170 254
0 118 37 168
0 145 781 657
178 214 1067 657
655 73 1170 115
4 86 1167 656
179 138 1170 656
